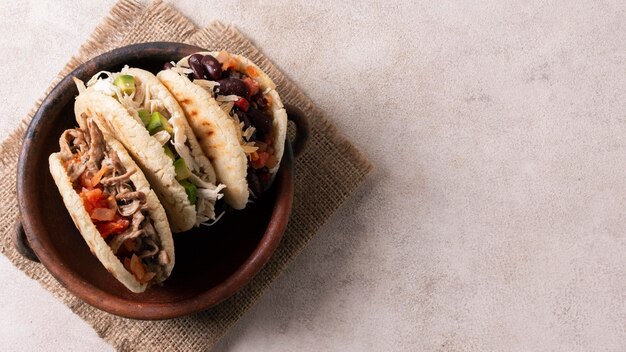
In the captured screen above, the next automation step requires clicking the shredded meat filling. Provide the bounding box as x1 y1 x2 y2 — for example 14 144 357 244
117 200 141 217
59 119 168 285
116 191 146 202
100 168 135 186
86 119 105 172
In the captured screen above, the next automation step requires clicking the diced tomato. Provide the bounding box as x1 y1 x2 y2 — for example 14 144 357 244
106 195 117 209
79 187 129 238
243 77 259 98
216 51 239 72
79 171 94 188
250 151 270 169
234 97 250 111
245 66 259 78
90 166 108 187
258 151 270 165
80 188 105 213
216 51 230 64
266 154 278 169
97 218 130 239
255 141 268 152
264 94 273 108
90 208 116 221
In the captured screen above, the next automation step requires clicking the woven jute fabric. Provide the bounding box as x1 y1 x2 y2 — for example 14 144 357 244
0 1 372 350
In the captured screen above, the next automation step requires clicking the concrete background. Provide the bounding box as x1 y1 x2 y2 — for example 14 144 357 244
2 0 626 351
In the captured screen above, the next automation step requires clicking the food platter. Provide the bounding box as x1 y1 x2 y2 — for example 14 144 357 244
14 42 308 319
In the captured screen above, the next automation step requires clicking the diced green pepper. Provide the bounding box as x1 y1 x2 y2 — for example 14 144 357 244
146 113 162 134
163 145 175 161
113 74 135 95
146 111 173 135
159 113 174 135
179 180 197 205
138 109 151 126
173 158 192 180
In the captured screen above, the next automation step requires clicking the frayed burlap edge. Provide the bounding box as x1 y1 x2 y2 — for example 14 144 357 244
0 1 373 351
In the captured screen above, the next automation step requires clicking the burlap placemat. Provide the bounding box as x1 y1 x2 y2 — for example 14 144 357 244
0 0 372 350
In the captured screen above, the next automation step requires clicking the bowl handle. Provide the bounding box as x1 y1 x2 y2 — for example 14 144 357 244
13 218 39 262
285 104 310 158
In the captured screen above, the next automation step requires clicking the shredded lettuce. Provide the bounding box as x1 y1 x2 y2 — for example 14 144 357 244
189 174 226 225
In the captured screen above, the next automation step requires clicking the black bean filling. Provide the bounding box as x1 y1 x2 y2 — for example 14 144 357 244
165 54 275 197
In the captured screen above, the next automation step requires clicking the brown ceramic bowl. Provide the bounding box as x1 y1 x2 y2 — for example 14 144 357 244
14 42 309 320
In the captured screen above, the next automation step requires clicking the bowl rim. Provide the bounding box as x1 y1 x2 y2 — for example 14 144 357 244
17 42 294 320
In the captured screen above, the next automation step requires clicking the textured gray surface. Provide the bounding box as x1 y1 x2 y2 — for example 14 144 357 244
2 0 626 351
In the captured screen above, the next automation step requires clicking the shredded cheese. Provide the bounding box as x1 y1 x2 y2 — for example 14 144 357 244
170 64 193 76
86 70 113 87
216 94 240 102
220 101 234 114
242 126 256 141
152 130 171 145
73 77 87 94
241 144 258 154
188 173 226 225
194 79 219 94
